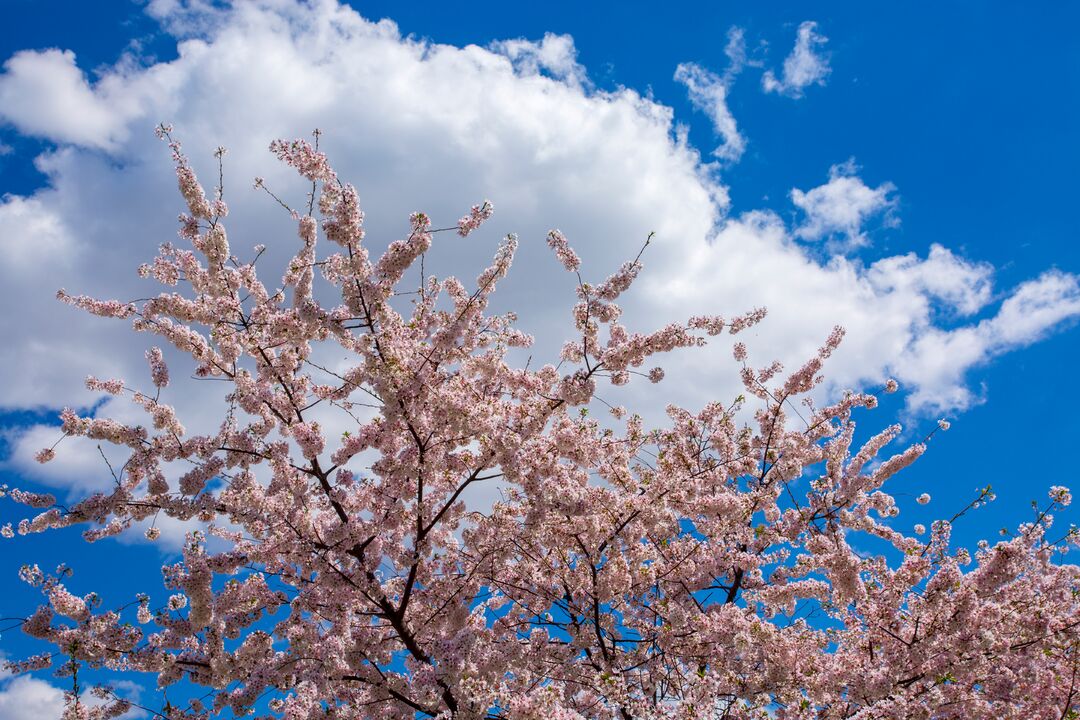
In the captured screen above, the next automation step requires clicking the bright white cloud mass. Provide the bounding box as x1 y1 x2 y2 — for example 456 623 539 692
0 0 1078 493
0 674 65 720
792 160 898 247
0 655 143 720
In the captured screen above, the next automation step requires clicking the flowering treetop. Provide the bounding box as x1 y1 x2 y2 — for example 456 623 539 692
2 127 1078 720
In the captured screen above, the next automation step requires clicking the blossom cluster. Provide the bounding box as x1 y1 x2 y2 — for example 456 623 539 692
457 200 494 237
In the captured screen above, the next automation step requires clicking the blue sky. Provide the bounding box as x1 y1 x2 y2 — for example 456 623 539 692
0 1 1077 715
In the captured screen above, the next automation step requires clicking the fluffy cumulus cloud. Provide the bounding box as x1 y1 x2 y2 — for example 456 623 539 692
0 672 143 720
792 160 898 247
866 244 993 317
0 0 1078 493
0 675 65 720
490 32 587 86
0 48 180 150
762 20 831 98
634 213 1078 418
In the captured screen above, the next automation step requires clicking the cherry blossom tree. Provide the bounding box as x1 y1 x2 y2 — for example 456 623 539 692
2 128 1078 720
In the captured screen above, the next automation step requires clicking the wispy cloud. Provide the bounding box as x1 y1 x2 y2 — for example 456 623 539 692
762 20 831 98
894 270 1080 411
674 27 752 163
673 62 745 163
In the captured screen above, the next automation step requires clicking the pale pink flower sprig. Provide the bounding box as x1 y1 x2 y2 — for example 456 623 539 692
157 129 213 221
268 137 335 183
3 128 1076 720
2 653 51 674
85 376 124 395
457 200 493 237
56 290 134 319
546 229 581 272
1051 485 1073 507
145 347 169 388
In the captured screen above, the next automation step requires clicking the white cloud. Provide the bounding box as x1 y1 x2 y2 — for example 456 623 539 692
0 674 144 720
720 26 759 81
0 676 65 720
674 62 745 163
145 0 228 37
867 244 993 317
792 160 897 247
635 214 1080 420
987 270 1080 346
0 48 180 151
0 194 78 270
491 33 587 87
3 422 129 496
674 27 750 163
0 190 133 409
0 0 1077 503
895 271 1080 411
0 49 120 149
762 20 831 98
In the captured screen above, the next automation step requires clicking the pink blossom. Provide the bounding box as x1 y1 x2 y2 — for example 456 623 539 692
268 137 334 182
546 229 581 272
457 200 494 237
85 376 125 394
1050 485 1072 506
290 421 325 460
48 585 89 621
146 347 169 387
1 128 1074 720
56 289 135 318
